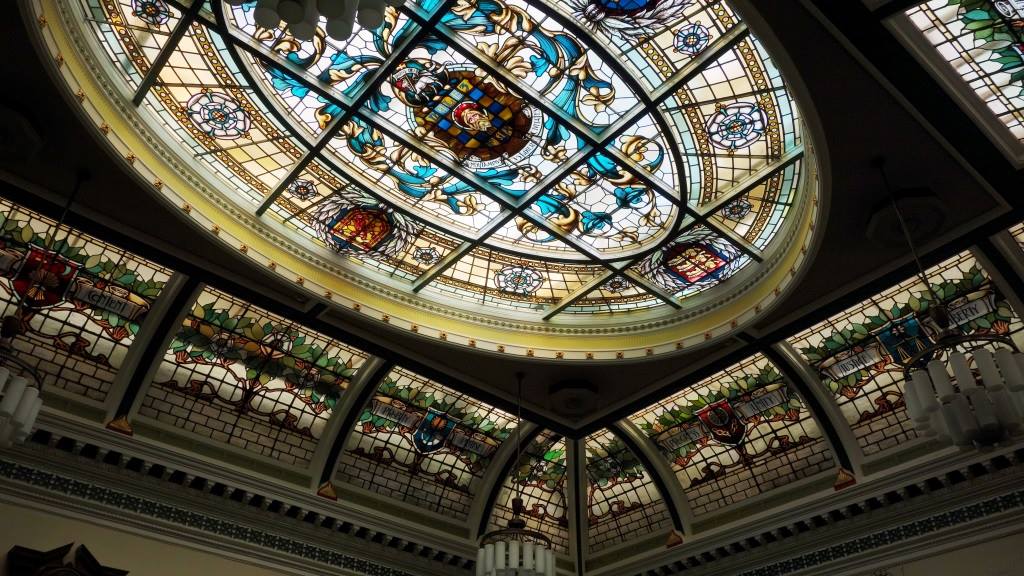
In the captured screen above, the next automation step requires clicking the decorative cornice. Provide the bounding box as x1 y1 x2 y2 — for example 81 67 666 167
0 459 423 576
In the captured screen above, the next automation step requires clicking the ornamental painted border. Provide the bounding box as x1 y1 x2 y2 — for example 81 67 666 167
0 459 419 576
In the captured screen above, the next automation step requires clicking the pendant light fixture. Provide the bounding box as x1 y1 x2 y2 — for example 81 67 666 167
476 373 555 576
227 0 407 42
874 160 1024 447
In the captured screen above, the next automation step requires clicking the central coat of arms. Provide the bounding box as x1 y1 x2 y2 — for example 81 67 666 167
390 61 534 163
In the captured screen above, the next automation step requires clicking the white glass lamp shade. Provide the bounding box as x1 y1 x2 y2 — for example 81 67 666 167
0 367 10 396
0 376 28 418
522 543 534 570
277 0 305 24
13 396 41 443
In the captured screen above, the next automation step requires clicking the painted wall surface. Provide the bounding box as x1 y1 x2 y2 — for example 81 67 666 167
872 531 1024 576
0 500 283 576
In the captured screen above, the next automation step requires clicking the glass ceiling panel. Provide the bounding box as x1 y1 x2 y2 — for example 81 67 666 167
585 429 672 553
487 430 570 554
553 0 742 92
709 159 800 250
436 0 641 129
561 276 665 315
337 365 516 519
629 353 832 517
906 1 1024 145
787 250 1024 457
425 246 607 312
0 197 172 404
629 224 749 299
73 0 809 323
523 157 681 258
79 0 184 89
323 120 505 239
140 23 306 204
665 36 800 209
227 1 415 107
142 285 369 467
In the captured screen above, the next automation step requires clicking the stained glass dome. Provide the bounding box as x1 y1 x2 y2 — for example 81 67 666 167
59 0 818 358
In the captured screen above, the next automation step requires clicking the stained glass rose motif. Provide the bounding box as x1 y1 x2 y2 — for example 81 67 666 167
286 179 318 201
259 330 294 358
186 91 251 140
495 266 544 295
207 331 237 357
413 247 441 266
706 102 768 151
131 0 171 25
675 22 712 56
604 277 632 294
723 198 753 220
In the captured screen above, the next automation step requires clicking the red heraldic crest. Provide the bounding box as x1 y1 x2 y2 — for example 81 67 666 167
696 399 746 446
12 245 81 309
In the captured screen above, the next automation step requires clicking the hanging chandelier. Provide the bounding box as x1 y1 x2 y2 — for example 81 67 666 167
872 160 1024 447
227 0 406 42
477 374 556 576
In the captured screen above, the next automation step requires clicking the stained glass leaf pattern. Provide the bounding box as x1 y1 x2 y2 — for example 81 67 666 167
629 353 832 516
585 428 673 552
0 198 172 402
141 286 368 466
487 431 570 553
337 365 516 520
906 1 1024 145
787 250 1024 456
73 0 809 318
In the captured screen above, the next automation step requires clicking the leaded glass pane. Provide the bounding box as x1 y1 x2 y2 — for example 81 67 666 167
787 250 1024 456
141 286 368 466
0 198 172 403
337 366 516 519
629 353 832 516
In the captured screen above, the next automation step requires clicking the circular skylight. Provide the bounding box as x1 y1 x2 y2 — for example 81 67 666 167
61 0 817 357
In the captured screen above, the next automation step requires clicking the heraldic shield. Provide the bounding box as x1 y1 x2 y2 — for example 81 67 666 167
12 245 80 309
413 408 458 454
697 399 747 446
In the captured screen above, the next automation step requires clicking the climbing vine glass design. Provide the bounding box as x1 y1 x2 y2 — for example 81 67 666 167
629 353 832 516
73 0 808 318
906 0 1024 144
0 198 171 403
787 250 1024 456
586 429 673 552
487 430 570 553
337 365 516 520
141 286 368 466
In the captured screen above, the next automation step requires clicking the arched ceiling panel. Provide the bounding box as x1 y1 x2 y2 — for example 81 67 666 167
585 428 673 553
335 365 517 520
0 197 173 404
629 353 833 517
903 1 1024 147
485 430 570 554
141 285 369 467
787 250 1024 457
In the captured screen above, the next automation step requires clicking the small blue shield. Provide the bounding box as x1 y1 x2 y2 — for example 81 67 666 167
413 409 458 454
878 317 932 366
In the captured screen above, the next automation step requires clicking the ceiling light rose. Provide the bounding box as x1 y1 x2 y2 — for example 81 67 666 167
477 373 555 575
872 158 1024 448
247 0 402 41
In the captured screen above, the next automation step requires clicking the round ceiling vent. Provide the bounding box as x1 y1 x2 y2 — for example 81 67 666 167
548 379 599 418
